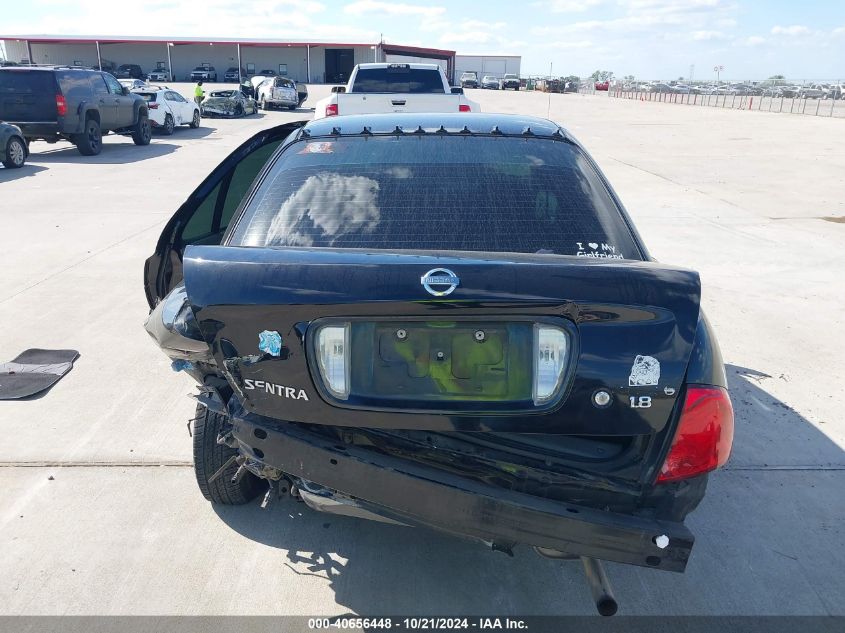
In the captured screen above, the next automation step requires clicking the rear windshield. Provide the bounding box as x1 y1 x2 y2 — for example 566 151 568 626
230 136 641 259
353 67 444 93
0 70 56 94
135 92 157 102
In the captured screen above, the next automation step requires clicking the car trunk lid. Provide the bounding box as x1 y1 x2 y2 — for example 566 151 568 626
183 245 700 436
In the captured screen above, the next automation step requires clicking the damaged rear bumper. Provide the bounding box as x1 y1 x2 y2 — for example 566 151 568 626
231 413 694 572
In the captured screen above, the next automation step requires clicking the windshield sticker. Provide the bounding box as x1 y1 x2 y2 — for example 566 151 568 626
258 330 283 357
575 242 624 259
298 142 335 155
629 355 660 386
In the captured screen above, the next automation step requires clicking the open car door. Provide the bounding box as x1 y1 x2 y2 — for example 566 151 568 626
143 121 305 308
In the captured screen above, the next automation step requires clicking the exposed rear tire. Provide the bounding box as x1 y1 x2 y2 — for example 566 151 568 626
162 114 175 135
74 118 102 156
132 114 152 146
3 136 27 168
192 404 264 505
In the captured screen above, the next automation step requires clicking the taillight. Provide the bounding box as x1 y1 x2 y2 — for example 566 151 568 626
56 94 67 117
315 324 349 399
459 104 471 112
532 325 569 405
149 103 159 109
656 386 734 483
325 103 338 117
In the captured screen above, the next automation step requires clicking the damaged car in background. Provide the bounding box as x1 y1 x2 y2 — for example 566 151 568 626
143 113 734 616
200 89 258 118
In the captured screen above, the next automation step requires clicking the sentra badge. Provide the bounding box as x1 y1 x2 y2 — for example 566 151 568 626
244 379 309 401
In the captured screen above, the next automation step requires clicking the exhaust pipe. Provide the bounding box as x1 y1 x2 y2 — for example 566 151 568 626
581 557 618 616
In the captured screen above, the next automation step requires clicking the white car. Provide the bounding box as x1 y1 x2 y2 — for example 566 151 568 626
132 86 201 134
118 78 146 91
256 77 299 110
148 68 170 82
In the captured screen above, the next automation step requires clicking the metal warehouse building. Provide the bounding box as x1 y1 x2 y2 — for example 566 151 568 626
454 55 521 80
0 35 469 84
0 33 520 83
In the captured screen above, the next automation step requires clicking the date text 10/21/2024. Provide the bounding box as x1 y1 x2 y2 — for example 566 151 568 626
307 617 529 630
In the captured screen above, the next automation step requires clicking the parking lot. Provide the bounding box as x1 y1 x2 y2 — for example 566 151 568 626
1 85 843 616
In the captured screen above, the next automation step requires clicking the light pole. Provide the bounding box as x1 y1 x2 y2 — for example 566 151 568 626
167 43 174 81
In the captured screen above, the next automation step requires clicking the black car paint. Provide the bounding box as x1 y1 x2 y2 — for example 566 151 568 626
182 245 700 436
145 113 727 581
229 406 696 572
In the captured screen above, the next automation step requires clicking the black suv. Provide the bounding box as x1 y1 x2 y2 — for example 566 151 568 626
0 66 151 155
114 63 145 79
224 67 246 82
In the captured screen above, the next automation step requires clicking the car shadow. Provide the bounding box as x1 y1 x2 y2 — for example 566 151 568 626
153 126 215 139
725 364 843 466
0 163 48 180
28 142 179 164
211 364 844 615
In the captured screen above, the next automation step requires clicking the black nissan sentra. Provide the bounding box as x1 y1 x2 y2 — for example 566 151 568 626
144 114 733 615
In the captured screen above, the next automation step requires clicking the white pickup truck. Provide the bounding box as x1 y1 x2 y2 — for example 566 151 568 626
313 63 479 119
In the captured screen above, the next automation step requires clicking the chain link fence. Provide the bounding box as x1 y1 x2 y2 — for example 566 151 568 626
603 81 845 118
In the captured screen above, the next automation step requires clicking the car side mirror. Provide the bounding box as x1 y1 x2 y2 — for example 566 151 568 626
450 86 464 95
331 86 346 94
122 87 130 95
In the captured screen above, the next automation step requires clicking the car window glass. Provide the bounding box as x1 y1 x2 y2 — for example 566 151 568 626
104 74 123 94
91 75 109 96
233 136 642 259
179 140 284 246
0 70 56 93
220 141 284 228
56 71 95 101
181 182 222 244
173 92 186 102
353 68 444 93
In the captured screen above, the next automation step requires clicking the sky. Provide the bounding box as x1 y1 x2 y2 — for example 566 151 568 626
2 0 844 79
